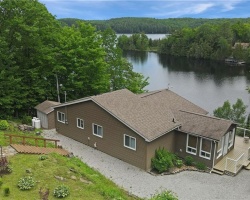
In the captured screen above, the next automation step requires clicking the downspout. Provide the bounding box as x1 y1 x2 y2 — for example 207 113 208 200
211 140 216 173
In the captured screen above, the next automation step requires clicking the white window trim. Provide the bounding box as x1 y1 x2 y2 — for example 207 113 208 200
77 118 84 129
92 123 103 138
217 138 223 159
57 111 65 123
199 138 212 160
124 134 136 151
186 134 197 155
228 130 234 149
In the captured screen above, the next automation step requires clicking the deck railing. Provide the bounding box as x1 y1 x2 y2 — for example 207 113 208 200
225 153 245 174
4 134 60 148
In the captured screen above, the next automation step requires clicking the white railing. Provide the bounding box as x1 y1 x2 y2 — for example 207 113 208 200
237 127 250 138
225 153 245 174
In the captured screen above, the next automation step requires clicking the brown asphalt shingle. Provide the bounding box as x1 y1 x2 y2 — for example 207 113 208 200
35 100 60 114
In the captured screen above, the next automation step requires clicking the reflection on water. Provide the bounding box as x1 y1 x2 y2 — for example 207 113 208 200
124 50 250 113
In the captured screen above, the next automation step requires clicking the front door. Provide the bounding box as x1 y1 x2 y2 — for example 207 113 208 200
223 132 229 156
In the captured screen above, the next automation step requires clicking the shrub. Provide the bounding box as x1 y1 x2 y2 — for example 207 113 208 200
151 148 174 173
3 186 10 196
0 178 3 187
175 159 183 168
150 190 178 200
17 176 35 190
53 185 70 198
0 120 9 130
196 162 206 170
21 115 32 125
184 156 194 166
6 165 13 173
39 155 48 161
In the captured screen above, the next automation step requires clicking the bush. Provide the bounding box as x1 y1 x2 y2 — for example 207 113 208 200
17 176 35 190
175 159 183 168
196 162 206 170
39 155 48 161
3 186 10 196
184 156 194 166
21 115 32 125
0 178 3 187
0 120 9 130
151 148 175 173
150 190 178 200
53 185 70 198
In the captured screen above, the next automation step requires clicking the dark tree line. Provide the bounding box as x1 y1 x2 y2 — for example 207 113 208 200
59 17 250 34
0 0 148 119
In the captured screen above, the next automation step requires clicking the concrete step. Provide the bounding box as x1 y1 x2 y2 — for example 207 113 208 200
211 168 224 175
244 162 250 170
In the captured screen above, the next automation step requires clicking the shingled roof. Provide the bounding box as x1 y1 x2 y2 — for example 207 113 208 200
35 100 60 114
53 89 234 141
176 110 233 140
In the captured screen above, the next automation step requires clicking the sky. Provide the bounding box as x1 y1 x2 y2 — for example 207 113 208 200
39 0 250 20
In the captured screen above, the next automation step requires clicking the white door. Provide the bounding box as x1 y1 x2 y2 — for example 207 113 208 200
223 132 229 156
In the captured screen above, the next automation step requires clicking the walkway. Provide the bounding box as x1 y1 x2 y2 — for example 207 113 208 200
11 144 69 156
42 130 250 200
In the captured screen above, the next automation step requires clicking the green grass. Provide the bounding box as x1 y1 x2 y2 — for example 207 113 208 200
1 153 140 200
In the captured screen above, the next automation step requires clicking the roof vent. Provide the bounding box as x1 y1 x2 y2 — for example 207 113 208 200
172 118 176 123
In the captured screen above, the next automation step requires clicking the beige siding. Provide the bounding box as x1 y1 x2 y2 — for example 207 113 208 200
55 101 147 170
146 131 175 170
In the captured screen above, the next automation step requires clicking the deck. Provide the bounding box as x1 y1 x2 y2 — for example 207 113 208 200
11 144 69 156
213 136 250 175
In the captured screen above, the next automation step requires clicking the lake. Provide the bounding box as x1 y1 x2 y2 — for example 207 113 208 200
123 50 250 114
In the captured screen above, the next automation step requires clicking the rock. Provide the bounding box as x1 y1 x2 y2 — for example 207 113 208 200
71 175 77 180
69 167 77 173
80 177 92 184
54 175 65 181
26 168 32 173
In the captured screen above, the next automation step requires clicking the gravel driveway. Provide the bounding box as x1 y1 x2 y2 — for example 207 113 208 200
42 129 250 200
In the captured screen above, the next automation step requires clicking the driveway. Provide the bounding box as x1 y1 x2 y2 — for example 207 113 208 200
42 130 250 200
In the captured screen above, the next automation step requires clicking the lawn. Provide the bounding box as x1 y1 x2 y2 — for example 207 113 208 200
1 153 140 200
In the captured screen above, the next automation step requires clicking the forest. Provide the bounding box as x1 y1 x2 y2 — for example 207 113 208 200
60 17 250 34
117 22 250 62
0 0 148 119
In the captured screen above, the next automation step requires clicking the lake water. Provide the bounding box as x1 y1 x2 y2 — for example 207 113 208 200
123 50 250 114
117 33 168 40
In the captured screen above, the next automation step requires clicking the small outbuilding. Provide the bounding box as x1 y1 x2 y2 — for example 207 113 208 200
35 100 60 129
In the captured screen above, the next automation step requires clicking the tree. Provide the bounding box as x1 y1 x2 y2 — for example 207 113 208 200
101 28 149 93
213 99 247 125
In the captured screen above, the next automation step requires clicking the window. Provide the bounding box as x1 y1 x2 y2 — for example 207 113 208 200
186 134 198 155
77 118 84 129
200 138 212 160
228 130 234 148
57 111 65 123
92 124 103 138
124 134 136 150
217 139 223 159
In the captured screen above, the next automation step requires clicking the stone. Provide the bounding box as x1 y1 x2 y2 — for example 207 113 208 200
54 175 65 181
71 175 77 180
26 168 32 173
80 177 92 184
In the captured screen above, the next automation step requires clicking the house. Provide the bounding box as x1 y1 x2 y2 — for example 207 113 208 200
35 100 60 129
52 89 238 172
233 42 250 49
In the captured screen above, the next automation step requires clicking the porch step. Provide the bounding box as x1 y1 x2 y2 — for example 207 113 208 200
243 160 250 168
244 162 250 170
211 169 224 175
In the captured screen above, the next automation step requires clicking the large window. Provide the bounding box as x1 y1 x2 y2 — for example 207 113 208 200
77 118 84 129
200 138 212 160
186 134 198 155
57 111 65 123
124 134 136 150
217 139 223 159
228 130 234 148
92 124 103 138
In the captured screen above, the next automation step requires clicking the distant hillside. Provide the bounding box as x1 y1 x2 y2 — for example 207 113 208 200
59 17 250 33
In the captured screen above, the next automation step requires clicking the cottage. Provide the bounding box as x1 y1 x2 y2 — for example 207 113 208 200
53 89 238 171
35 100 60 129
